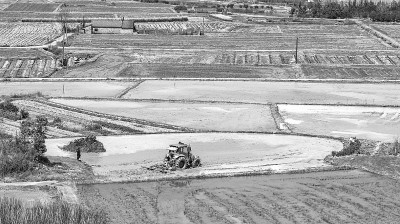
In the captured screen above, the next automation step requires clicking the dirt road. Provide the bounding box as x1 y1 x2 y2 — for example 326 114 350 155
78 170 400 224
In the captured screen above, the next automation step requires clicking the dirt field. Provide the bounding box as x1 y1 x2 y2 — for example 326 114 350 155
0 58 58 78
279 104 400 142
370 24 400 42
78 170 400 224
50 99 276 132
71 24 385 50
123 80 400 105
45 133 342 182
52 55 130 78
0 81 133 98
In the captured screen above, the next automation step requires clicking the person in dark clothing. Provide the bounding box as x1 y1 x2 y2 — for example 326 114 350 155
77 148 81 161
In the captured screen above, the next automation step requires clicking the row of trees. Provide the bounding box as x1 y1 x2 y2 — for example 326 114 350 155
292 0 400 22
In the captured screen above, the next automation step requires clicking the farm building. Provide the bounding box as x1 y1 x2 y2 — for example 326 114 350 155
91 19 135 34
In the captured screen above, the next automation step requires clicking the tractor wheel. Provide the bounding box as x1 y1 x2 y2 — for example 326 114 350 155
192 158 201 168
175 157 187 169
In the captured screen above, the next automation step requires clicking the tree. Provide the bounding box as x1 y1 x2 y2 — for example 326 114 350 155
20 116 48 156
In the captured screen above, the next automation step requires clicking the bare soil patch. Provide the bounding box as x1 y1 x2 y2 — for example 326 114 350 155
4 3 61 12
78 169 400 224
118 63 300 79
52 54 129 78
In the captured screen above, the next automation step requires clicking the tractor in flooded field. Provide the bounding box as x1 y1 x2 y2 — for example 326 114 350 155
164 142 201 169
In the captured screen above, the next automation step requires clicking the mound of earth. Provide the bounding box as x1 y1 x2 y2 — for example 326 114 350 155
61 135 106 153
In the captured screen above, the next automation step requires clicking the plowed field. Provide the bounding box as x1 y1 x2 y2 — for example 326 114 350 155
78 170 400 224
71 24 384 50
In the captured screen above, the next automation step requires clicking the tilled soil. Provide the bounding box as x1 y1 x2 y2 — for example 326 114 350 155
77 170 400 224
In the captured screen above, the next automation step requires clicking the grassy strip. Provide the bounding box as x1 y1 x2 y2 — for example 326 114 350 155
0 197 108 224
94 120 143 134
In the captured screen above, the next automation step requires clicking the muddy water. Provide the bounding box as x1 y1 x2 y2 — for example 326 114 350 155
279 104 400 142
45 133 342 182
77 170 400 224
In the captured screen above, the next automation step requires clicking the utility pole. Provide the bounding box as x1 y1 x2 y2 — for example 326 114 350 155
202 17 205 35
295 37 299 64
62 15 65 69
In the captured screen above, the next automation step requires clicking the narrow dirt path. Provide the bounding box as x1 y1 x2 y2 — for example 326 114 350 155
114 80 145 98
355 20 400 48
270 103 292 133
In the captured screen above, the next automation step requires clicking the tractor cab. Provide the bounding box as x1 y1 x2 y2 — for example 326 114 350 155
167 142 191 156
164 142 200 169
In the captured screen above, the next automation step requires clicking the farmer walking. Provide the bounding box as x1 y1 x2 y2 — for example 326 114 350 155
77 148 81 161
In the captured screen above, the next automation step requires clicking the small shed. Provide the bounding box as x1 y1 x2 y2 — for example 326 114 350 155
91 19 135 34
122 20 136 33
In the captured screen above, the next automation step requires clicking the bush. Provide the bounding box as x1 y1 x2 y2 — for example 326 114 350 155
20 109 29 119
0 197 108 224
61 135 106 153
174 5 187 12
0 138 37 177
0 100 18 113
51 117 62 127
332 137 361 157
85 122 102 131
0 100 27 121
20 116 48 154
9 92 44 99
388 138 400 156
